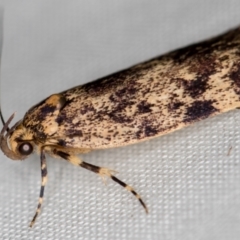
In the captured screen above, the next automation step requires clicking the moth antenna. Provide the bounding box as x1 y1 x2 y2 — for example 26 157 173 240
0 7 7 130
0 112 15 136
0 107 6 125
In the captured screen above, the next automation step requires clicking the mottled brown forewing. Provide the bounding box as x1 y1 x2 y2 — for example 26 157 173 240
23 27 240 150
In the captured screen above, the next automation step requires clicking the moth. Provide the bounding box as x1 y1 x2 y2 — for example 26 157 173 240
1 26 240 227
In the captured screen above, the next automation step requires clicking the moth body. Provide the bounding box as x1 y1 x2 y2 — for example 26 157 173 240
1 26 240 227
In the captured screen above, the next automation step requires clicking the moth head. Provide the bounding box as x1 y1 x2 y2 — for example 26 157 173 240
0 113 34 160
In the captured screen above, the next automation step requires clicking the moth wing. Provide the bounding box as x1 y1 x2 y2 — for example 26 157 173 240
23 27 240 150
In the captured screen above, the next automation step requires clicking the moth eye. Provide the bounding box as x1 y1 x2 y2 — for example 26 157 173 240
18 142 33 155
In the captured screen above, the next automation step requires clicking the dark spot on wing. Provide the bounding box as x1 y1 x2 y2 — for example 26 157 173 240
135 118 159 139
41 105 56 115
168 100 184 111
137 101 153 114
184 100 217 122
108 113 133 123
144 126 158 137
57 139 66 146
55 115 64 125
181 76 209 98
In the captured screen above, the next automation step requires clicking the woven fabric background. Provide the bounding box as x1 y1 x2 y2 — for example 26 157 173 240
1 1 240 239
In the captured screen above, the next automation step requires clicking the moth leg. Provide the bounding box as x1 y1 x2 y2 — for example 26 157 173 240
29 149 47 227
54 150 148 213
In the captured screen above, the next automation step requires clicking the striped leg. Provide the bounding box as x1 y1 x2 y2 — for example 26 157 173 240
29 149 48 227
54 149 148 214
